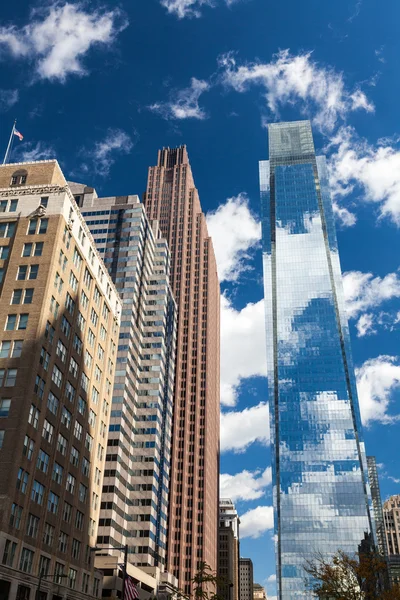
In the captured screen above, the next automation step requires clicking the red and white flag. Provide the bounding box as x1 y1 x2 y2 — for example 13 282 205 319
13 129 23 141
125 575 139 600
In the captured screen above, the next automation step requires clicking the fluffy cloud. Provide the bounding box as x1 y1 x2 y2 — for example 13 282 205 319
219 50 373 132
0 3 127 82
221 401 270 453
13 141 56 163
149 78 210 120
220 467 272 502
332 202 357 228
239 505 274 539
355 356 400 425
0 89 18 112
329 126 400 224
342 270 400 319
81 129 134 177
160 0 244 18
220 295 267 406
206 193 261 282
355 313 375 337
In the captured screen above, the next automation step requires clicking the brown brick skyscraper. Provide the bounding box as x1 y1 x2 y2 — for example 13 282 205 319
144 146 220 595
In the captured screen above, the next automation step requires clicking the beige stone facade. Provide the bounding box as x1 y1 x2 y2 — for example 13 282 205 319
239 558 253 600
0 161 121 600
144 146 220 596
218 500 239 600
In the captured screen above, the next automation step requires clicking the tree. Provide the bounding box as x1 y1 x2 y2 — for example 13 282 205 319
304 550 400 600
169 562 228 600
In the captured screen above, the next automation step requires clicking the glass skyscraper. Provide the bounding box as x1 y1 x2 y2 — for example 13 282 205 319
260 121 375 599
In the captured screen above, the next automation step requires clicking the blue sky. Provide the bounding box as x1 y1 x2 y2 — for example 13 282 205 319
2 0 400 597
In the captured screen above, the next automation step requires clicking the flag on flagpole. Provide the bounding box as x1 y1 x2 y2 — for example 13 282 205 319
125 575 139 600
13 129 23 141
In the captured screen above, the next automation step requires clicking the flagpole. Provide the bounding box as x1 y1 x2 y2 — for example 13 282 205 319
2 120 16 165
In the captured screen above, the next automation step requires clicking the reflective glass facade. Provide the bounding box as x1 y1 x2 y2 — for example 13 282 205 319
260 121 374 599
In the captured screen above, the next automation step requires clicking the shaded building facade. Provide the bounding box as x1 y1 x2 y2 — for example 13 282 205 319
260 121 374 599
143 146 220 595
0 161 121 600
71 186 177 587
239 558 253 600
367 456 387 557
383 495 400 586
218 499 239 600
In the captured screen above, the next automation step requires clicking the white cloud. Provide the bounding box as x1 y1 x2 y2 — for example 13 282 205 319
149 78 210 120
0 3 127 82
0 89 18 112
220 467 272 502
160 0 246 18
355 313 375 337
81 129 134 177
219 50 373 132
332 202 357 227
239 505 274 539
267 575 276 583
355 356 400 425
220 401 270 453
206 193 261 282
328 126 400 224
220 295 267 406
13 141 56 163
342 270 400 319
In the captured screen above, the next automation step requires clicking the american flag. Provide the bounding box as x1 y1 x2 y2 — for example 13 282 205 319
13 128 23 141
125 574 139 600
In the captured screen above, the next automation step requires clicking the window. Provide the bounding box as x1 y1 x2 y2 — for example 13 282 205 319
70 446 79 467
65 293 75 315
18 314 28 330
88 247 94 266
39 347 50 370
73 334 82 355
54 562 65 584
34 242 43 256
38 555 50 577
81 371 89 392
40 197 48 208
75 510 84 530
77 311 86 332
19 548 34 573
69 271 78 292
2 540 17 566
23 435 34 460
27 218 48 235
0 341 10 358
65 381 76 403
66 473 76 494
78 226 86 247
10 503 22 529
69 568 77 589
82 573 90 594
16 468 29 493
88 328 95 348
89 409 96 428
0 246 9 259
49 296 59 318
93 578 100 598
52 365 62 387
100 325 107 341
47 491 59 514
11 340 22 357
12 289 33 304
39 219 48 234
63 502 72 523
80 291 89 310
59 531 68 553
84 351 92 369
0 398 11 417
0 222 16 238
78 396 86 416
47 391 59 414
97 345 104 361
0 430 4 448
69 357 78 378
59 249 67 271
17 266 27 281
45 321 55 344
42 419 54 443
5 368 17 386
73 248 82 270
16 586 30 600
82 457 90 477
34 375 44 399
52 462 63 484
22 242 42 257
74 421 83 441
85 432 93 451
43 522 55 546
61 316 71 338
37 449 50 473
102 303 110 320
93 286 101 305
90 308 98 327
94 365 102 383
72 538 81 560
78 483 87 503
54 272 63 293
83 268 92 289
63 226 71 249
26 513 40 538
28 404 40 428
29 265 38 280
31 480 44 505
61 406 72 429
56 339 67 362
57 433 67 455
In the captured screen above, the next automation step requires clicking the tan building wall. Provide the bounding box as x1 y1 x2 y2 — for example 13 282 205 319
0 161 121 600
253 584 267 600
144 146 220 597
239 558 253 600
